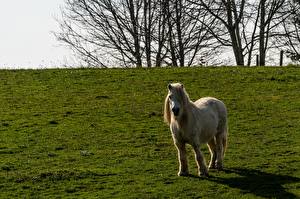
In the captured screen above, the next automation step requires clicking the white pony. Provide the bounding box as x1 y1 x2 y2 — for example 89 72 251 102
164 83 228 177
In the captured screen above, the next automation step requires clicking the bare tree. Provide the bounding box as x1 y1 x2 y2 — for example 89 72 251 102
241 1 260 66
257 0 287 66
56 0 222 67
143 0 152 67
191 0 246 66
55 0 145 67
153 0 168 67
165 0 222 67
277 0 300 63
191 0 293 66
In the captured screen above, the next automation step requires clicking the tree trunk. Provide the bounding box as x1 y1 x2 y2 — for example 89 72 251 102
175 0 184 67
246 3 260 66
128 0 142 67
144 0 152 68
225 0 244 66
259 0 266 66
229 28 244 66
155 0 167 67
167 1 178 67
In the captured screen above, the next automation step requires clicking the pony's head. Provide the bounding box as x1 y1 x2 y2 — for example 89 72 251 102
164 83 190 124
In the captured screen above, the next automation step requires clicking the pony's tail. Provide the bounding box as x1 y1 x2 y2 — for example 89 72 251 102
164 96 171 125
222 123 228 157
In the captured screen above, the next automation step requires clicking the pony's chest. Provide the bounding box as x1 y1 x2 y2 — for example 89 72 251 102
171 124 194 143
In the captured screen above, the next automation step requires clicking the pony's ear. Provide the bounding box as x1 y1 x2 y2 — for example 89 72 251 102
168 83 172 90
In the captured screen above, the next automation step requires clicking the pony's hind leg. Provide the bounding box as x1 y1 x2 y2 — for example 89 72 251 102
175 142 189 176
215 134 225 170
207 138 217 169
192 145 209 177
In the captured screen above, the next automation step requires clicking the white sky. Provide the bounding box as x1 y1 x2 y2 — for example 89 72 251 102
0 1 294 68
0 0 73 69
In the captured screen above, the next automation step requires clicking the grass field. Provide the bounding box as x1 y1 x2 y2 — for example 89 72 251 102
0 67 299 198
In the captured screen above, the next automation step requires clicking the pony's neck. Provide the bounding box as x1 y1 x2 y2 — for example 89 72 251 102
173 100 192 126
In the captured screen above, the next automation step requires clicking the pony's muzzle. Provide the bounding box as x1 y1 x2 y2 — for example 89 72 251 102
172 107 180 116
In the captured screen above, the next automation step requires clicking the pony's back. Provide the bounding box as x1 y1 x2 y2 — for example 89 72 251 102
194 97 227 119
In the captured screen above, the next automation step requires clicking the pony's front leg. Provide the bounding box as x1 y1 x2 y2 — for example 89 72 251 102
175 142 189 176
193 146 209 177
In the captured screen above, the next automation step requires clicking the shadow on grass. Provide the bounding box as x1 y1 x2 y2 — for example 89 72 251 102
208 168 300 199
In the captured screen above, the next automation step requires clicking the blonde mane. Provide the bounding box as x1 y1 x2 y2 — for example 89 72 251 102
164 95 171 124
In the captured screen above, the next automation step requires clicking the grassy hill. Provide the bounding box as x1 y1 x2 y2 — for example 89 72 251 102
0 67 299 198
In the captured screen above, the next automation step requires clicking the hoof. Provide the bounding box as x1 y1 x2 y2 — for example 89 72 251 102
178 171 189 176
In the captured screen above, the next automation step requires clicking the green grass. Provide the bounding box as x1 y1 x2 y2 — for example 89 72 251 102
0 67 299 198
